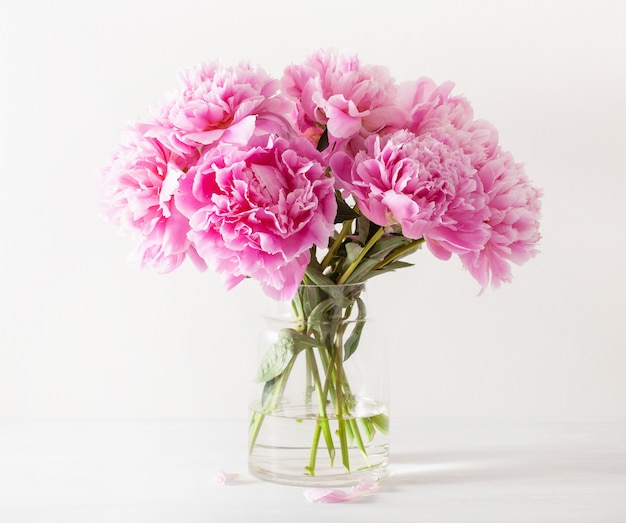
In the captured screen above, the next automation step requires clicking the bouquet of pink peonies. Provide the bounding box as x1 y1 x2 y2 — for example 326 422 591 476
103 49 542 484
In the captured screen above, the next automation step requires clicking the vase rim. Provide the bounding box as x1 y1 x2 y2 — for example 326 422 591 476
298 281 366 289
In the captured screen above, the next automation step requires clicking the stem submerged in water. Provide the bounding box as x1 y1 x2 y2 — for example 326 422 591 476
305 348 335 473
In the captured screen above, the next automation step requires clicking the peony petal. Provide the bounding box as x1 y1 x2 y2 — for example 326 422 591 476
326 109 363 139
303 479 379 503
182 128 225 146
363 105 409 133
212 469 240 485
328 151 354 186
220 115 257 145
304 488 351 503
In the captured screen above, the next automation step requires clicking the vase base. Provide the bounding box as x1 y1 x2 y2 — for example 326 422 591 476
248 402 389 487
249 459 388 487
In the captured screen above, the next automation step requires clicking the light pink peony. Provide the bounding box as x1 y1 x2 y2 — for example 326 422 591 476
177 136 336 300
140 61 294 158
397 77 542 287
459 151 542 289
330 129 490 256
398 77 499 170
282 49 407 150
102 128 206 273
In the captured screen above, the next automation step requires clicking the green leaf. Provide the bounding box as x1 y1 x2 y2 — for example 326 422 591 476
308 298 340 324
344 258 380 284
370 413 389 434
304 266 350 306
359 417 376 442
368 235 414 260
345 417 355 447
261 377 277 407
344 297 366 360
317 128 329 152
255 328 318 382
356 216 371 245
300 286 321 317
381 260 414 270
334 195 359 223
344 243 364 268
349 418 369 464
304 265 336 287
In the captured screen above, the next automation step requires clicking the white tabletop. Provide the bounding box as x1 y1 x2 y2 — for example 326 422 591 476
1 418 625 522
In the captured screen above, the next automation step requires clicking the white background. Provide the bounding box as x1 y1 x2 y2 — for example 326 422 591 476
1 0 624 421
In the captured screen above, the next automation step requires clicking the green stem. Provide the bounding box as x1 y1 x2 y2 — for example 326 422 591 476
338 418 350 470
334 327 345 419
306 423 322 475
320 346 339 409
318 347 338 407
248 411 265 455
337 227 385 285
305 348 336 473
314 305 372 473
321 220 353 271
332 322 353 471
248 358 296 455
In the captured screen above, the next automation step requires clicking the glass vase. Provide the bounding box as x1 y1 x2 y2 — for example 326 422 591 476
248 282 389 487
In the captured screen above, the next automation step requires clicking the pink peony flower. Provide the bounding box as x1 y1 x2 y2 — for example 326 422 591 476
282 49 407 150
102 127 206 273
330 129 490 256
397 77 499 170
459 151 542 289
140 61 294 158
177 136 336 300
397 77 542 288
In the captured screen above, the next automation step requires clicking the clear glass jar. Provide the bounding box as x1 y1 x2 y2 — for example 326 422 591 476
248 282 389 486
